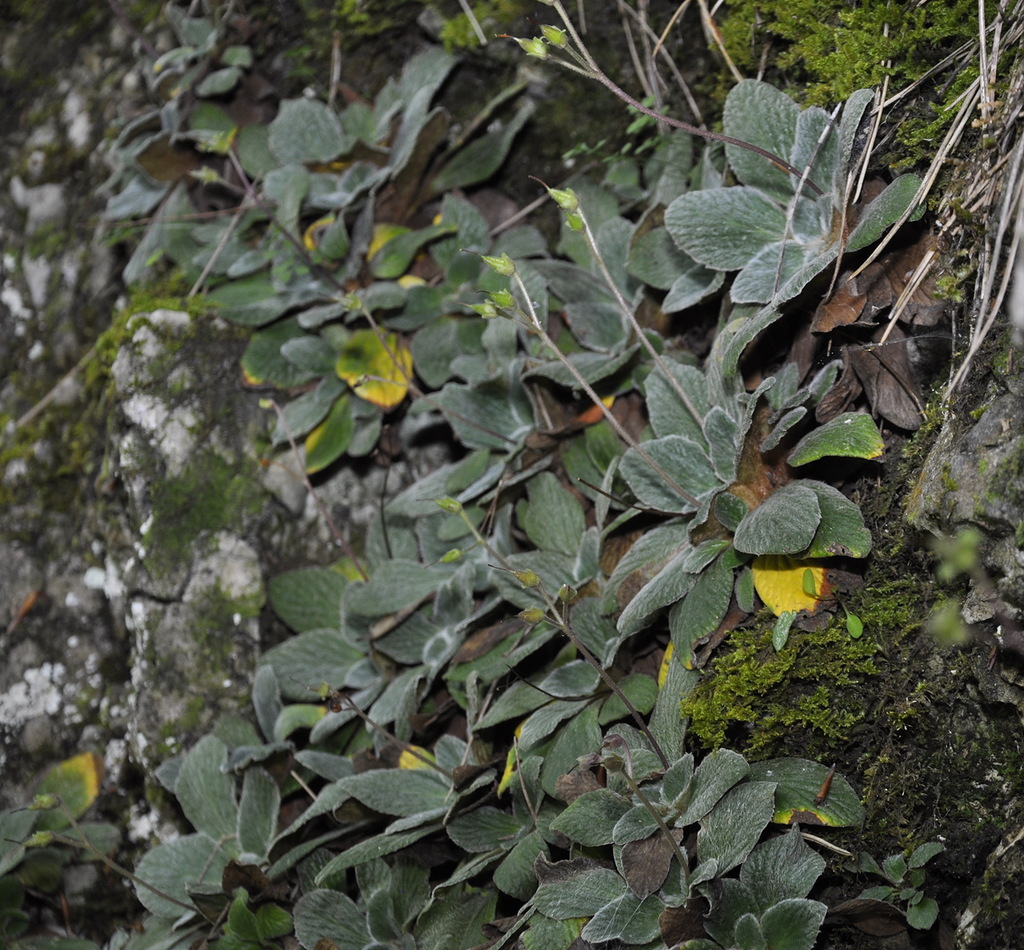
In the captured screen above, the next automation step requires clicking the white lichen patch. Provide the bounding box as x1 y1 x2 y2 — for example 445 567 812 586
125 798 173 845
120 392 198 476
110 310 192 389
187 532 263 607
0 662 66 728
62 89 93 150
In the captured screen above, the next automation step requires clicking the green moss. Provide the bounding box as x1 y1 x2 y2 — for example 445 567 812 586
849 579 921 641
0 0 107 113
716 0 996 164
331 0 420 37
0 278 218 524
681 618 878 757
436 0 532 50
143 451 263 583
25 222 69 259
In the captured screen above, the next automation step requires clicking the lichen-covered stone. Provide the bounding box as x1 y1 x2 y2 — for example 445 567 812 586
906 383 1024 618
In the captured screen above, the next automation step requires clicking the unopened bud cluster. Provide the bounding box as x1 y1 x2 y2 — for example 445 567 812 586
511 23 568 60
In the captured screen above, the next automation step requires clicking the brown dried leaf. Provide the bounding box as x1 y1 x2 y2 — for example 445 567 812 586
826 898 908 936
814 357 863 423
450 618 521 664
847 327 925 430
221 861 271 896
555 769 603 804
812 274 869 333
533 854 608 886
659 899 709 946
137 134 201 182
813 230 944 333
621 833 675 898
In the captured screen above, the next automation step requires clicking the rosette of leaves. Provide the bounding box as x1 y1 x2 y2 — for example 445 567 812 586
106 8 538 472
117 661 516 950
0 753 118 950
230 61 537 471
254 441 643 785
610 328 884 660
518 727 863 950
854 842 945 931
658 80 922 307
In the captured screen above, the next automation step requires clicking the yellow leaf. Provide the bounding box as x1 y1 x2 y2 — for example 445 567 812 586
497 723 525 796
303 214 336 251
398 745 435 769
35 752 104 831
657 643 674 688
367 222 409 259
752 555 830 616
304 395 354 474
335 329 413 410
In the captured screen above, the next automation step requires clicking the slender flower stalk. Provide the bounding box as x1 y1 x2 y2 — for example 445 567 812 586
516 0 823 196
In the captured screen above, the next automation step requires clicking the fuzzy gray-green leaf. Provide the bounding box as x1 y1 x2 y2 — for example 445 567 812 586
665 265 725 312
620 435 719 514
674 748 750 826
533 867 627 919
447 806 525 853
629 226 722 310
581 890 663 945
293 889 369 950
723 79 800 198
666 187 788 272
835 88 874 183
791 104 841 194
704 405 741 480
760 898 827 950
430 99 535 194
795 480 872 558
646 361 708 441
788 412 883 465
540 704 602 797
494 830 548 900
175 736 236 842
522 471 586 555
344 559 442 616
733 484 821 555
668 553 733 663
236 767 279 859
697 781 776 874
741 827 825 909
846 175 923 252
269 98 348 165
336 768 450 817
134 833 231 918
550 789 632 847
615 547 700 637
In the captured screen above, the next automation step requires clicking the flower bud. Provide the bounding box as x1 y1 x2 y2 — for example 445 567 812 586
541 25 568 48
510 568 541 588
30 793 59 811
515 37 549 59
547 186 579 212
470 302 499 318
489 289 515 309
436 496 463 514
518 607 546 624
480 252 517 276
557 584 576 602
440 548 462 563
